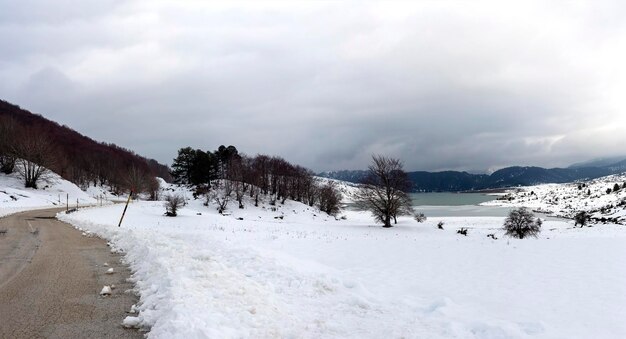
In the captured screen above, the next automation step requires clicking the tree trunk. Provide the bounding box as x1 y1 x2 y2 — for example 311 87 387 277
383 215 392 228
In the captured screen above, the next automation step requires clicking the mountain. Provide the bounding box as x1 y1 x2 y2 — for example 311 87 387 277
406 171 488 192
320 160 626 192
317 170 368 184
0 99 171 193
568 156 626 169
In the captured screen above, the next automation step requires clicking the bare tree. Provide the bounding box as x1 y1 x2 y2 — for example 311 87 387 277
318 181 342 216
229 157 245 209
353 155 413 228
210 180 233 214
147 176 161 201
503 207 542 239
0 116 18 174
14 132 56 189
125 165 148 197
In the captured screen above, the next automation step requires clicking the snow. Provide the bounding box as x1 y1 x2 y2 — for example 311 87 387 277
100 285 112 296
0 171 98 217
483 173 626 223
57 182 626 339
123 316 142 328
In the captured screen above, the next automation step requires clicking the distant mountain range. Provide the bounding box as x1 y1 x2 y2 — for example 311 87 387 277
319 158 626 192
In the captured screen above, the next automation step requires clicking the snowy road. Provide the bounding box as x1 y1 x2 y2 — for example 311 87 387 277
0 208 140 338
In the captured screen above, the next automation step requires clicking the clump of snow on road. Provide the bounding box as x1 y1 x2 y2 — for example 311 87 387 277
59 183 626 339
0 171 97 217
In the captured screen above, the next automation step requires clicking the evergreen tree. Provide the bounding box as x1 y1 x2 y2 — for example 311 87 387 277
171 147 197 184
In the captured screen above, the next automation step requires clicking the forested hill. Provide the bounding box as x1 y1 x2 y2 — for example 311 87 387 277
0 99 171 194
320 163 626 192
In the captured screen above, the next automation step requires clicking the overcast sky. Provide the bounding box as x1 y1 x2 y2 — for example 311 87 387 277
1 1 626 172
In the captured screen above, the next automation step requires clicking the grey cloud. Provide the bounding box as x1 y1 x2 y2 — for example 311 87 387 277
2 1 626 172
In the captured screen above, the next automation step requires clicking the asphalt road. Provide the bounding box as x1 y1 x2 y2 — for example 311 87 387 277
0 208 142 338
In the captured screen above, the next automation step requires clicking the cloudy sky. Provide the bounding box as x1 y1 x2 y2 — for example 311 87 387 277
1 1 625 172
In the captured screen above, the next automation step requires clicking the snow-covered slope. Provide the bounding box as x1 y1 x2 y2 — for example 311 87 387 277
58 181 626 339
0 171 97 217
483 173 626 223
315 176 360 203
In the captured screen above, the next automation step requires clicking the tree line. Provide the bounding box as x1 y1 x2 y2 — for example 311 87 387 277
170 145 341 215
0 100 170 196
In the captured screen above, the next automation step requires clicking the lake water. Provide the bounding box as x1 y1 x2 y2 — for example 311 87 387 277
409 192 514 217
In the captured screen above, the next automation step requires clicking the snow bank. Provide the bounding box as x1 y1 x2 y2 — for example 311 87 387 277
0 171 97 217
58 183 626 338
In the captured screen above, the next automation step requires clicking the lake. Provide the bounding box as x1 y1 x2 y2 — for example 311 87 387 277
409 192 514 217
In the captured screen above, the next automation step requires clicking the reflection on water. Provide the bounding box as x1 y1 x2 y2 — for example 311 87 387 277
409 192 512 217
409 192 496 206
412 204 513 217
345 192 558 219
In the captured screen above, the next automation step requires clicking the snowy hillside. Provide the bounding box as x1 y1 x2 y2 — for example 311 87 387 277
483 173 626 224
58 181 626 339
0 171 98 217
315 176 360 203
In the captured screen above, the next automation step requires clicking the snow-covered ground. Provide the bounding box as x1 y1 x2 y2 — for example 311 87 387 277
0 171 98 217
57 183 626 339
484 173 626 223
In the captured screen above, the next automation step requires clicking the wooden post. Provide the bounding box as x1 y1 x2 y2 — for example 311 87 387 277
66 194 69 212
118 190 133 227
76 198 79 210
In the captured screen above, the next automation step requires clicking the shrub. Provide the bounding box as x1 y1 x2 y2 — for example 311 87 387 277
503 207 541 239
574 211 589 227
164 194 184 217
414 213 427 223
457 228 468 236
437 221 444 230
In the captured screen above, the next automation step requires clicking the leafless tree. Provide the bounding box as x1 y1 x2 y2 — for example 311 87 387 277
353 155 413 228
125 165 148 197
228 157 246 209
14 132 57 189
0 116 18 174
210 180 233 214
503 207 542 239
318 181 342 216
147 176 161 201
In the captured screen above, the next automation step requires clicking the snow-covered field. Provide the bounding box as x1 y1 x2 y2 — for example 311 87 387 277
0 171 98 217
484 173 626 223
57 185 626 339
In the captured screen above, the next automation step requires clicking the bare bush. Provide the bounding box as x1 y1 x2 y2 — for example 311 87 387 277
414 212 427 223
574 211 589 227
164 194 184 217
